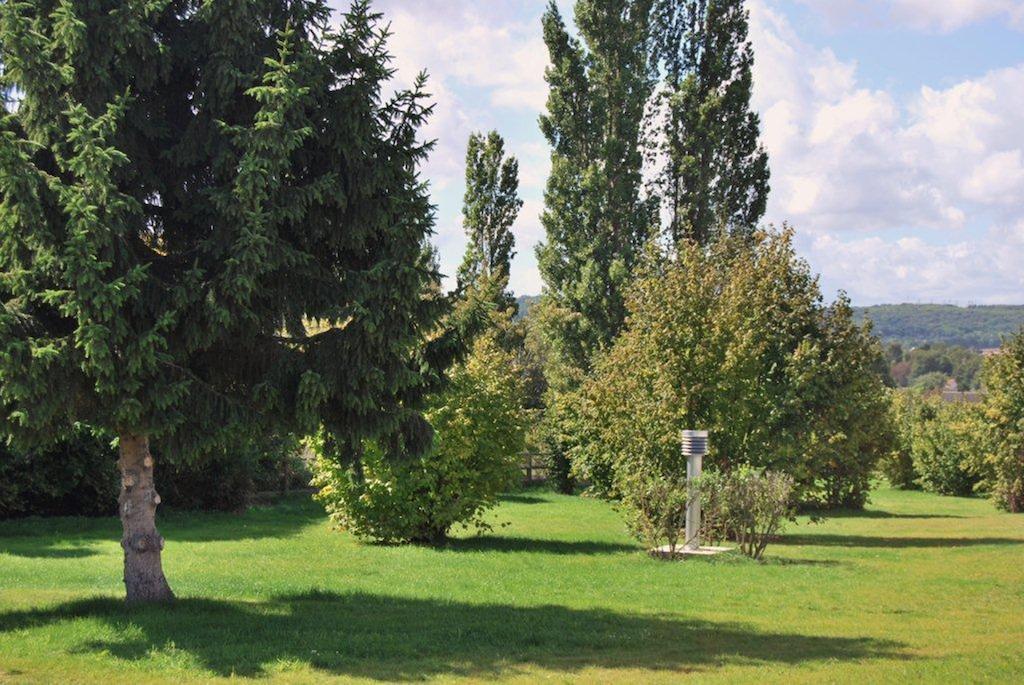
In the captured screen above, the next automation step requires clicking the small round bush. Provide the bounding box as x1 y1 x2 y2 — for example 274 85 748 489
312 333 527 543
911 399 983 497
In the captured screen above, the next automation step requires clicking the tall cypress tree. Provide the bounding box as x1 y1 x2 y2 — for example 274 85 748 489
535 0 657 492
652 0 770 245
457 130 521 310
0 0 442 602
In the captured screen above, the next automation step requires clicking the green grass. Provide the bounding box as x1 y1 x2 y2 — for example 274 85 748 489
1 486 1023 683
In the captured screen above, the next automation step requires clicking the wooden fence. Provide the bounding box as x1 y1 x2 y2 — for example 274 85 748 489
520 453 550 484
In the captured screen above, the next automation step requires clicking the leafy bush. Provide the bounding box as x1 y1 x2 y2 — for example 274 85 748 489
157 433 304 512
312 333 527 543
911 371 949 392
880 390 921 489
910 398 983 497
698 467 795 560
0 426 300 518
977 330 1024 512
0 426 119 518
569 229 893 509
619 472 689 555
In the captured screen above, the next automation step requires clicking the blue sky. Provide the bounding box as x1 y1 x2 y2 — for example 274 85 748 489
361 0 1024 305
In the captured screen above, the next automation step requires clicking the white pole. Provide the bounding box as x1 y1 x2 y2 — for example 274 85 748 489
685 451 702 550
681 430 708 552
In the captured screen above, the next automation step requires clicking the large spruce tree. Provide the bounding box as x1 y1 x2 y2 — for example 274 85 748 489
457 130 521 309
0 0 442 602
535 0 657 491
652 0 770 245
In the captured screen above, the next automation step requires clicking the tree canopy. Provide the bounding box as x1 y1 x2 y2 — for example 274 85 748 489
0 0 444 600
651 0 770 245
457 130 521 310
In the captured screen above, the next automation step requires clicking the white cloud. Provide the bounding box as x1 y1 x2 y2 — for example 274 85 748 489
333 6 550 190
803 221 1024 304
798 0 1024 33
750 1 1024 303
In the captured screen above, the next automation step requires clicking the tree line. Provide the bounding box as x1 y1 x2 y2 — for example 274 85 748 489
855 304 1024 349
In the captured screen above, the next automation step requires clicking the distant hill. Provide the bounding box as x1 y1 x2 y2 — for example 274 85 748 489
854 304 1024 349
516 298 1024 348
515 294 541 320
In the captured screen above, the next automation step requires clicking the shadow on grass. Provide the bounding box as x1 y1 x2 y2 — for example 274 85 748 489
499 494 548 505
0 541 101 559
0 496 323 550
0 591 906 680
778 534 1023 549
440 536 638 555
820 509 965 520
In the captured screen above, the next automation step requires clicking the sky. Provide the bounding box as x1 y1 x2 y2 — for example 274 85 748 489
354 0 1024 306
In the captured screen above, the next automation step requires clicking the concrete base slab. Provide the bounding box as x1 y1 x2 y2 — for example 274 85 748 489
652 545 734 559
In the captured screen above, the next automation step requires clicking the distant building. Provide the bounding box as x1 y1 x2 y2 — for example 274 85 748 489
981 348 1002 358
941 391 985 404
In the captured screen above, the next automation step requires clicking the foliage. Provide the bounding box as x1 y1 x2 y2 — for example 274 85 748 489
619 472 689 555
457 130 522 310
0 427 302 518
797 301 897 509
855 304 1024 349
911 371 952 392
881 390 921 490
536 0 657 370
650 0 769 245
571 228 892 508
698 466 795 560
534 1 658 492
883 342 984 391
0 0 444 488
158 433 305 512
0 0 446 597
0 426 118 518
978 330 1024 511
312 333 527 543
909 397 984 497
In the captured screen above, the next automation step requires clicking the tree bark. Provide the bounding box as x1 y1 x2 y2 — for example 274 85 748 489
118 433 174 603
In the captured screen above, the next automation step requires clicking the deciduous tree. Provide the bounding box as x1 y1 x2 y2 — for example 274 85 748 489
651 0 769 245
535 0 658 491
457 131 521 311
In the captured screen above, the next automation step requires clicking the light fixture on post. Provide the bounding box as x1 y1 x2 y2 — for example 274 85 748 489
681 430 709 551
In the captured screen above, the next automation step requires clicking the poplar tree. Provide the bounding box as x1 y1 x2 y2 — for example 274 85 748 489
535 0 657 491
457 131 521 310
0 0 442 602
537 0 656 371
652 0 770 245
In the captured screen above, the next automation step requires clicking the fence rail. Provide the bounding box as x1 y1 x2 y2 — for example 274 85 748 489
520 453 550 484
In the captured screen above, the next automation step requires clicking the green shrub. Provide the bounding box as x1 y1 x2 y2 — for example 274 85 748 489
911 371 950 392
157 433 303 511
880 390 922 489
911 398 983 497
619 472 689 555
698 466 795 560
977 330 1024 512
0 427 300 518
312 333 527 543
0 426 119 518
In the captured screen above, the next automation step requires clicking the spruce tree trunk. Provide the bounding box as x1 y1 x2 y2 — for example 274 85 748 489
117 433 174 603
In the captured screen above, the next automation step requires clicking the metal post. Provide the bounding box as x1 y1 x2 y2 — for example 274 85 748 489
681 430 709 551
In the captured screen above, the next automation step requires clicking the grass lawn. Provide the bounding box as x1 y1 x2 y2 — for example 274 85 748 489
1 486 1022 683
